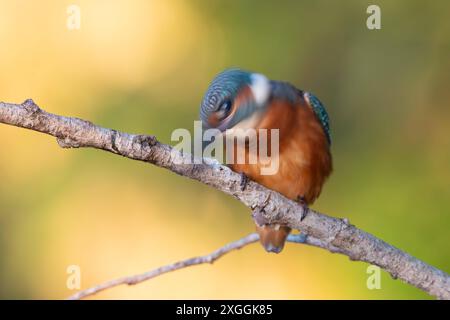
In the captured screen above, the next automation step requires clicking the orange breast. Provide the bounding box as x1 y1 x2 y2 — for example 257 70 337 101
230 100 332 204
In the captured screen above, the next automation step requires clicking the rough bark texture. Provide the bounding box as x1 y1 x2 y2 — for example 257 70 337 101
1 99 449 299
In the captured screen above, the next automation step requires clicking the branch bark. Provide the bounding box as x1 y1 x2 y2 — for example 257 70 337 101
1 99 449 300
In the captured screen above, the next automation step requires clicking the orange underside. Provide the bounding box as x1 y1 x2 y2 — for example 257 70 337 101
229 99 332 252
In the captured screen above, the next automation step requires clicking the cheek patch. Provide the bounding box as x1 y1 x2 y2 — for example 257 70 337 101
250 73 270 107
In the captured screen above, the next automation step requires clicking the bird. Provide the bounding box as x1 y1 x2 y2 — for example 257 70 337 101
200 68 332 253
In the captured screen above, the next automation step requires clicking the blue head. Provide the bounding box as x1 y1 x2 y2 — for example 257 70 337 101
200 68 331 144
200 68 271 131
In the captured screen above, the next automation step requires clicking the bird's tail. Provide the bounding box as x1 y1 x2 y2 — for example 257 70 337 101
256 224 291 253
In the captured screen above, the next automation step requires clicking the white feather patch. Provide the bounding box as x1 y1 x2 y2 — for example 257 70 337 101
250 73 270 107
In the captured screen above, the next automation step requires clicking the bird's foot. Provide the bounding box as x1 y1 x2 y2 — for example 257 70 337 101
296 195 309 221
239 172 249 191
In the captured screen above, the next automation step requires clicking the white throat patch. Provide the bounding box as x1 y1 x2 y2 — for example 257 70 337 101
250 73 270 107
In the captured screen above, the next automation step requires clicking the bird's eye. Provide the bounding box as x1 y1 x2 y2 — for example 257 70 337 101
216 100 233 120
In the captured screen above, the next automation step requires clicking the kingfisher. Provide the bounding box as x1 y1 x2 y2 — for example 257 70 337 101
200 68 332 253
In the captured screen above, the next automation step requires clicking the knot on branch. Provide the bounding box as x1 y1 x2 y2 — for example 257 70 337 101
57 136 80 148
110 130 120 153
329 219 362 260
251 194 272 226
133 134 157 148
130 134 158 161
251 193 309 228
22 99 40 114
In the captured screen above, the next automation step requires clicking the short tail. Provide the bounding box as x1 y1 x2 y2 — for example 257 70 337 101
256 224 291 253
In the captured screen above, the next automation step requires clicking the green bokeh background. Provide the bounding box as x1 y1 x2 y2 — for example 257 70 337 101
0 0 449 299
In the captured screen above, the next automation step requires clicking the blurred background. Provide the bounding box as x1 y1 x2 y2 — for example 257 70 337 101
0 0 449 299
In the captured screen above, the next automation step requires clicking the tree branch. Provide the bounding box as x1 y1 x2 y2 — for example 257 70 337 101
67 233 315 300
1 99 449 300
68 233 260 300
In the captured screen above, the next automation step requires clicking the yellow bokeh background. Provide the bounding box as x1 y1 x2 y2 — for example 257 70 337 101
0 0 449 299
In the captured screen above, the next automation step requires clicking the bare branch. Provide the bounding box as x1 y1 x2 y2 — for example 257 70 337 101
1 99 449 300
68 233 260 300
67 233 327 300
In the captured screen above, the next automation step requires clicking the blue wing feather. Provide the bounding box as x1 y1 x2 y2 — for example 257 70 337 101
304 92 331 144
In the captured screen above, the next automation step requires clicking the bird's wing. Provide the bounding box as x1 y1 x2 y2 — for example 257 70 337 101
269 81 331 144
304 92 331 144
